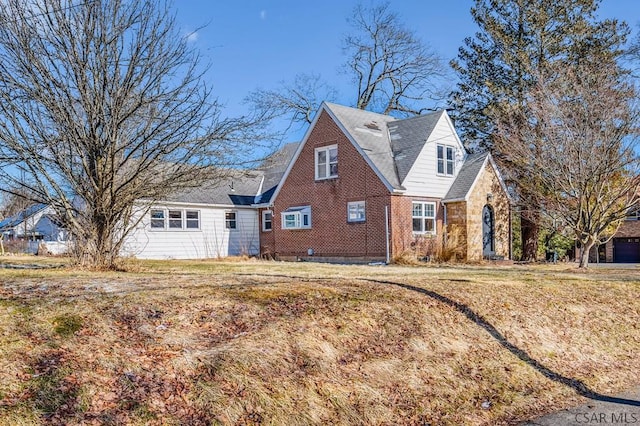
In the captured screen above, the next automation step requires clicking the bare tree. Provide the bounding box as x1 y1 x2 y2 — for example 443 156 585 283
245 73 338 130
343 2 448 116
0 0 270 269
496 59 640 268
245 2 448 132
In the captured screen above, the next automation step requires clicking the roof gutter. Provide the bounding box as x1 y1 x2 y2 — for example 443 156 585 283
441 197 466 204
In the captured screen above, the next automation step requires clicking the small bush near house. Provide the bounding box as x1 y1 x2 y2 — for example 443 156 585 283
399 224 466 263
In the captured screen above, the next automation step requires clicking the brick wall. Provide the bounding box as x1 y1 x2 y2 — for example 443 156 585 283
271 110 392 259
258 207 276 258
389 196 444 257
602 219 640 262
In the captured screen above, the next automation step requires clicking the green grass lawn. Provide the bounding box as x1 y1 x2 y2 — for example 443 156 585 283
0 257 638 425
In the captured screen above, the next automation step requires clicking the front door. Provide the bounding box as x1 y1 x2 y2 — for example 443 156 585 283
482 205 495 257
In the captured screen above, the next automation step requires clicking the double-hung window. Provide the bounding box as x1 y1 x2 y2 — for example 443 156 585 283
412 202 436 234
150 209 166 229
168 210 183 229
150 209 199 230
281 206 311 230
315 145 338 180
347 201 366 222
262 210 273 231
225 211 237 230
186 211 200 229
437 144 455 176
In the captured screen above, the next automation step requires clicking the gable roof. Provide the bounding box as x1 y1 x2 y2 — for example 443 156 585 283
0 203 48 231
323 103 402 190
388 111 444 183
266 102 468 204
442 152 511 203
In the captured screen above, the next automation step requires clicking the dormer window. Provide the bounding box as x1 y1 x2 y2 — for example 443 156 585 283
437 144 455 176
315 145 338 180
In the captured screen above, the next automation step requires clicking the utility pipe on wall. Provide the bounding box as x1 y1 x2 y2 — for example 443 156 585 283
385 205 390 264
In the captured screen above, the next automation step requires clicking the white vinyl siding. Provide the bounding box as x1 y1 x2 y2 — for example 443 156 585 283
123 205 259 259
315 145 338 180
400 113 466 198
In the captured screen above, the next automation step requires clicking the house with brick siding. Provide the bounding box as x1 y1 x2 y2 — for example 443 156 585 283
587 209 640 263
257 102 511 262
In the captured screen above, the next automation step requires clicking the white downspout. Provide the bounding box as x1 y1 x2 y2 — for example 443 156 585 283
385 205 390 264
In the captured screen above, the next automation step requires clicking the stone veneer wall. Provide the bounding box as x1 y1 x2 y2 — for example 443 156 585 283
463 163 511 260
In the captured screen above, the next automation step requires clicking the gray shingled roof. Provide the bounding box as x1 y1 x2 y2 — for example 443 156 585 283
160 142 300 207
443 152 489 202
163 170 264 206
324 103 402 189
257 142 300 204
389 111 444 183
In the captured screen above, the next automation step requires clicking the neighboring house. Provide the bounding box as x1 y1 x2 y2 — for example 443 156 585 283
256 102 511 262
0 203 67 241
587 208 640 263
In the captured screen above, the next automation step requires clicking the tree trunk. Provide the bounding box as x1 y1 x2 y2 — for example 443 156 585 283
579 240 595 268
521 210 539 261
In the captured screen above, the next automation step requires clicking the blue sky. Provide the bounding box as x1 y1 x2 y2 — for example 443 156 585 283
173 0 639 140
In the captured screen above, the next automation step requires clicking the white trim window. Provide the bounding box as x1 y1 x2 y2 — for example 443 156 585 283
347 201 366 222
315 144 338 180
150 209 166 229
412 202 436 234
186 210 200 229
225 211 237 230
150 208 200 230
262 210 273 231
281 206 311 230
168 210 183 229
437 144 455 176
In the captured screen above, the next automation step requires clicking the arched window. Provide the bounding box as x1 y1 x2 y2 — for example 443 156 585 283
482 205 495 256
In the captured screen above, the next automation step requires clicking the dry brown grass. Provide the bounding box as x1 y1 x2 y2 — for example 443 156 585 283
0 257 639 425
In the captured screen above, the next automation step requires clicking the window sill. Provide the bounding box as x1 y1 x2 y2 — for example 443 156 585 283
150 228 202 232
315 176 339 182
